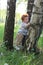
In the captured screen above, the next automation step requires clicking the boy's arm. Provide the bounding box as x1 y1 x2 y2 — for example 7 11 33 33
24 23 31 28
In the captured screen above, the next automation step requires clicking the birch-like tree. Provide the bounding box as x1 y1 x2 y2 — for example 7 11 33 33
26 0 43 52
4 0 16 50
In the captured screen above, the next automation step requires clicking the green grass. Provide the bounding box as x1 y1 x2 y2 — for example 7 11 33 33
0 9 6 18
0 23 5 42
0 23 19 42
0 23 43 65
0 44 43 65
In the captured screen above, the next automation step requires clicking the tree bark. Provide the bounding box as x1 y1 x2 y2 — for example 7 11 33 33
3 0 16 50
27 0 34 21
26 0 43 51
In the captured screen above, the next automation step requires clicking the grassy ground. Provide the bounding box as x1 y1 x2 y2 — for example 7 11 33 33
0 23 43 65
0 23 19 42
0 23 4 42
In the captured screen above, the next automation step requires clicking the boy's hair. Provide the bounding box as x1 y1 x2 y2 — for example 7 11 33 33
21 13 29 21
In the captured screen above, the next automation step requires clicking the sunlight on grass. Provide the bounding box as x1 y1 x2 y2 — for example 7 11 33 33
0 23 5 42
0 23 5 26
0 23 19 42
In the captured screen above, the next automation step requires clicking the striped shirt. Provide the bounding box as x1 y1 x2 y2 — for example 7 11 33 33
18 22 28 36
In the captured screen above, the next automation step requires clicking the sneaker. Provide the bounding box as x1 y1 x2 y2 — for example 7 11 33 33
14 45 24 51
14 46 20 50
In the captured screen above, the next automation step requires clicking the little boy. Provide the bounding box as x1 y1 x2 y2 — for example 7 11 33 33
15 13 30 50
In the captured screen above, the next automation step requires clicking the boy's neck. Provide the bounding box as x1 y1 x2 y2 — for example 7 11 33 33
22 21 26 23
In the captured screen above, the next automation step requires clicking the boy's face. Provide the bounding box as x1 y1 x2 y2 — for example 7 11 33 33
24 17 29 23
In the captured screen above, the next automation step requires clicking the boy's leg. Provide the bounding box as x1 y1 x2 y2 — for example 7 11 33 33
14 33 24 50
15 33 24 45
22 35 27 50
22 36 26 46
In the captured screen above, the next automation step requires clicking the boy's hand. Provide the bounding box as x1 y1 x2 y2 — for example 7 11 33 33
25 23 31 28
28 23 31 26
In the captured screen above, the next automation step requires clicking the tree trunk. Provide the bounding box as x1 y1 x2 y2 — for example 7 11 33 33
27 0 34 21
26 0 43 51
3 0 16 50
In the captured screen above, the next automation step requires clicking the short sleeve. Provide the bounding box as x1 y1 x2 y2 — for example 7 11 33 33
21 22 27 29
